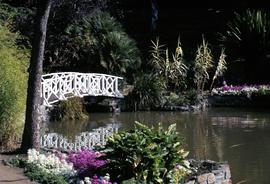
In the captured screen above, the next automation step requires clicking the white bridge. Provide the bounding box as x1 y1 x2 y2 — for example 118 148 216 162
41 72 123 106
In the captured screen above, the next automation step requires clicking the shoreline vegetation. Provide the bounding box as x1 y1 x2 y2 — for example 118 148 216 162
2 122 232 184
0 1 269 183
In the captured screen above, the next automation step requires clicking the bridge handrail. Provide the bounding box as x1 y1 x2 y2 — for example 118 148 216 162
42 72 123 80
41 72 124 106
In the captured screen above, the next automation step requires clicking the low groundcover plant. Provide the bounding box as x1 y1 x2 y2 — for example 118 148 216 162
212 84 270 96
27 148 77 177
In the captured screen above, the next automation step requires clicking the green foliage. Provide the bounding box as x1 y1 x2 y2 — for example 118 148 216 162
0 2 34 47
162 92 189 107
219 9 270 83
49 97 88 122
100 121 189 183
24 162 68 184
53 11 141 81
0 25 28 149
8 155 68 184
184 89 199 105
150 37 188 90
162 90 199 107
194 37 214 92
122 178 146 184
127 74 166 110
220 9 270 54
255 86 270 96
8 156 26 167
9 155 68 184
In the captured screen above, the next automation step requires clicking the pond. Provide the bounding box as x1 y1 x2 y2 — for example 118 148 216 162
43 107 270 184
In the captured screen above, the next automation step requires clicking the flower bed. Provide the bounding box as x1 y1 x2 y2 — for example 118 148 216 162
8 122 231 184
212 84 270 97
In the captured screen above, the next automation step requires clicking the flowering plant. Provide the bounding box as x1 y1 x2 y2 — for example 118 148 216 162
27 149 77 178
80 174 116 184
67 149 107 175
212 84 270 97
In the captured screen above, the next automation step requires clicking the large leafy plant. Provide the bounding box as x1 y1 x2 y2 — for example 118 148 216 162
100 121 190 183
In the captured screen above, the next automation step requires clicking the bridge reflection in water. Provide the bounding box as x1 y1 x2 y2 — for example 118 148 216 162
40 124 119 151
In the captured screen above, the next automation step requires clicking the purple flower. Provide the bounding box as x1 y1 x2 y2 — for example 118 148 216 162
67 149 107 174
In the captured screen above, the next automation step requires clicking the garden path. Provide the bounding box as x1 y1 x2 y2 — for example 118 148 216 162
0 154 34 184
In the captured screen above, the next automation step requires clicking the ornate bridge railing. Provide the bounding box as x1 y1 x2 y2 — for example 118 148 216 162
41 72 123 106
40 124 119 151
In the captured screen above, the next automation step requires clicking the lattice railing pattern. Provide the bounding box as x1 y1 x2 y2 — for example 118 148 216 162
40 124 119 151
41 72 123 106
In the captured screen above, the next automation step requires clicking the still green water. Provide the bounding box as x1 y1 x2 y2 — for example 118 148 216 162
45 107 270 184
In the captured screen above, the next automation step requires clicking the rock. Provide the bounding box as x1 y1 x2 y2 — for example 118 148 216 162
197 173 208 183
197 173 216 184
221 164 231 179
207 173 216 184
185 180 195 184
221 179 232 184
187 160 232 184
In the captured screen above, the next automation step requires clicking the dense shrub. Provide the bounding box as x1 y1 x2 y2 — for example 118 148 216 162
126 74 166 110
10 157 69 184
0 25 28 149
100 121 190 183
46 11 141 82
24 163 68 184
49 97 88 122
0 2 34 47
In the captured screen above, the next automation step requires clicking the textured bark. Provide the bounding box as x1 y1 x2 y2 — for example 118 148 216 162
20 0 52 153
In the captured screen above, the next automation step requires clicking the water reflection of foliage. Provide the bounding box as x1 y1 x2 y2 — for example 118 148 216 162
211 116 270 128
44 119 91 141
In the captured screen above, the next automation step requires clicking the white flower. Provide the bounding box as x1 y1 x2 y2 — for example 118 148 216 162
183 160 190 168
26 149 77 177
84 177 91 184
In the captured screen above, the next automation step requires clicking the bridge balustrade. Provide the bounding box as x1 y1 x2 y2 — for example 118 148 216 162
41 72 123 106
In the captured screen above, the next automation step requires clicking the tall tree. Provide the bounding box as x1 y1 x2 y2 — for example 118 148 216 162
20 0 52 152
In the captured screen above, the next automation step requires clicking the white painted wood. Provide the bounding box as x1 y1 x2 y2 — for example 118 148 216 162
41 72 123 106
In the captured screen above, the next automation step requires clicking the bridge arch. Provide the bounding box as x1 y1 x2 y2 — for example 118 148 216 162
41 72 123 107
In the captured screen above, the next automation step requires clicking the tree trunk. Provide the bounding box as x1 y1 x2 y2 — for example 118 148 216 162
20 0 52 153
